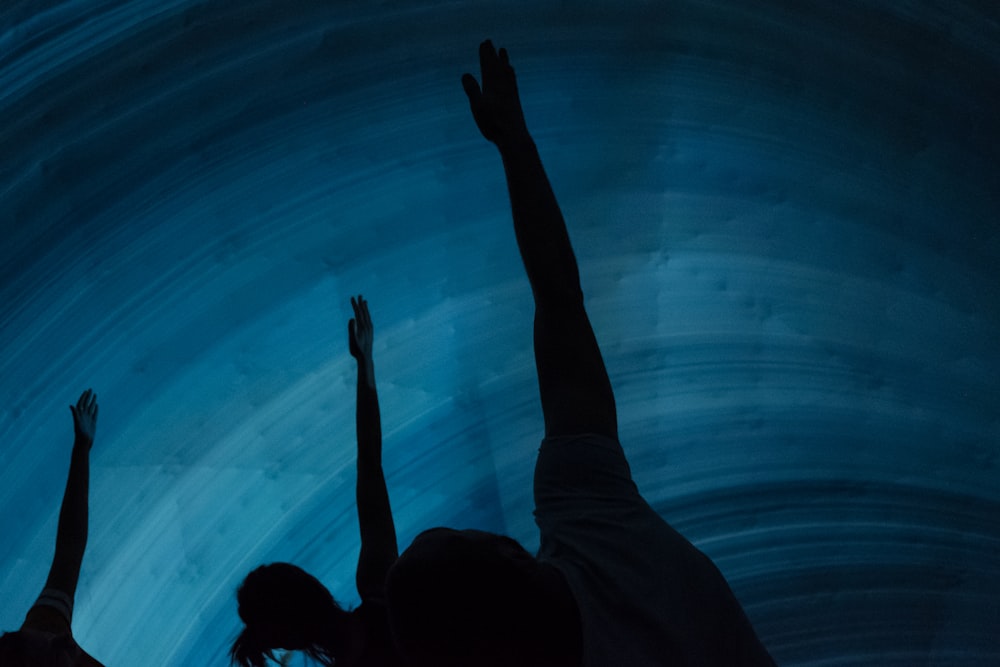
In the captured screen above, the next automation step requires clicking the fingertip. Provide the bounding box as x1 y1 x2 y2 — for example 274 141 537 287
479 39 499 68
461 73 480 98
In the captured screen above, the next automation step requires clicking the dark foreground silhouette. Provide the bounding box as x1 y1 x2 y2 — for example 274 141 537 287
231 296 402 667
383 41 779 667
0 390 106 667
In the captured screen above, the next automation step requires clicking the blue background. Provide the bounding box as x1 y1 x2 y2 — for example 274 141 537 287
1 2 998 665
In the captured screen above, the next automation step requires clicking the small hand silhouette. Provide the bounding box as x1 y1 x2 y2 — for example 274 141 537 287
461 40 530 147
70 389 98 447
349 295 374 364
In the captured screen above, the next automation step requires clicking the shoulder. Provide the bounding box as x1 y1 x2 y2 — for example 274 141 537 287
352 601 400 664
355 598 389 626
78 648 107 667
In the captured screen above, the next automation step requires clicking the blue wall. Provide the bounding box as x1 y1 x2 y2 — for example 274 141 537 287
1 2 997 664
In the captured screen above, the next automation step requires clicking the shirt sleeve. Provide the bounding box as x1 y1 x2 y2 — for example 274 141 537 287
533 433 641 521
21 588 73 635
21 589 107 667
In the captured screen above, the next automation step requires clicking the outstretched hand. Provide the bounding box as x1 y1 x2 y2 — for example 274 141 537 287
349 295 374 364
70 389 98 448
461 40 530 148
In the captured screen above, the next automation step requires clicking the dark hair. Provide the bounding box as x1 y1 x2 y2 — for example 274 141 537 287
230 563 351 667
384 530 563 667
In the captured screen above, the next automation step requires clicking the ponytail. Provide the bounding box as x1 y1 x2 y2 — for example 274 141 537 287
229 626 337 667
230 626 276 667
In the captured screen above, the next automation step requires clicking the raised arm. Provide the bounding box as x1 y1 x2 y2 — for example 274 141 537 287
461 42 581 306
44 389 98 600
349 295 399 601
462 41 617 440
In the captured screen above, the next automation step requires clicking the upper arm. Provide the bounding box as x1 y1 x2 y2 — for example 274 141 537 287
534 434 638 509
357 550 396 603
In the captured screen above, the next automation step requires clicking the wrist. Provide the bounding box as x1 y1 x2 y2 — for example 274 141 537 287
497 130 535 155
357 359 376 389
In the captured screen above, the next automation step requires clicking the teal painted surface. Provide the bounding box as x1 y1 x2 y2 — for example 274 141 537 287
1 2 997 664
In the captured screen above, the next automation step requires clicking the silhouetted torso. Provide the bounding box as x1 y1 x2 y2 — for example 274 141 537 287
535 434 777 667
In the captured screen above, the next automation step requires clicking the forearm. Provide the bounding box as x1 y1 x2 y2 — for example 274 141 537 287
498 133 583 303
46 437 91 595
355 358 381 467
498 133 558 220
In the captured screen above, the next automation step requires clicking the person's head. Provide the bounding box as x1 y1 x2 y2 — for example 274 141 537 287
230 562 350 667
385 528 573 667
0 630 81 667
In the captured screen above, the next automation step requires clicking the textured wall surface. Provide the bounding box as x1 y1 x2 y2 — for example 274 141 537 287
1 2 998 665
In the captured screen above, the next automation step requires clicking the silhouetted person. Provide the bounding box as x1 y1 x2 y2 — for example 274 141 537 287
384 41 778 667
231 296 402 667
0 389 105 666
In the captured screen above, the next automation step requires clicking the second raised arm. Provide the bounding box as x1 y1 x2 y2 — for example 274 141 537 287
349 296 399 600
